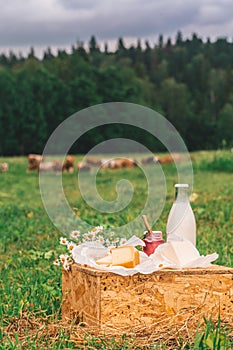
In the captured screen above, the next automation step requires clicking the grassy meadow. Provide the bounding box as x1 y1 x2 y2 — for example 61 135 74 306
0 150 232 349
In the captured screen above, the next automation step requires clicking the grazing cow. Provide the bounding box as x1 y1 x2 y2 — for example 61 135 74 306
27 154 44 172
99 159 113 169
62 155 75 173
27 154 75 173
77 161 91 172
159 153 184 164
0 163 8 172
141 156 160 165
39 161 63 173
86 156 103 167
101 158 138 170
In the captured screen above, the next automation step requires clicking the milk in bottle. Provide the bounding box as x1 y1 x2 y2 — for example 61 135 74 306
166 184 196 246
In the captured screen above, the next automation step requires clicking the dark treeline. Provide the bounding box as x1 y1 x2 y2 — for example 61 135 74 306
0 32 233 155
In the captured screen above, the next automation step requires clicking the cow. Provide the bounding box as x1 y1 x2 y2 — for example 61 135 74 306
159 153 184 164
101 158 138 170
141 156 160 165
77 161 91 172
27 154 75 173
27 154 44 172
0 163 8 172
86 156 103 167
99 159 113 169
62 155 75 173
39 160 63 173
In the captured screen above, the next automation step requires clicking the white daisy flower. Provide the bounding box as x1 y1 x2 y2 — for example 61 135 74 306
70 230 80 239
59 254 69 264
88 231 96 240
92 225 104 234
67 242 76 251
63 262 71 271
53 259 60 266
83 233 90 241
96 236 105 244
60 237 68 245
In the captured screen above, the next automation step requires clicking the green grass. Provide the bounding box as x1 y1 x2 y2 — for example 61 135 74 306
0 151 232 349
198 150 233 173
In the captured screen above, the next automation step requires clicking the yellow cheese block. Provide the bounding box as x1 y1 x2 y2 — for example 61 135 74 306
111 246 140 268
95 246 140 268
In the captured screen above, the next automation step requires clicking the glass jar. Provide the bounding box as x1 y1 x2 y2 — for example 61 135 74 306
143 231 165 256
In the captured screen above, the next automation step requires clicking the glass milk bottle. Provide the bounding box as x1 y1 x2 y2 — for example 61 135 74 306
166 184 196 246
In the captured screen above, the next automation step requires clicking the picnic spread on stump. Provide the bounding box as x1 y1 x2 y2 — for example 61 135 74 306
60 183 233 335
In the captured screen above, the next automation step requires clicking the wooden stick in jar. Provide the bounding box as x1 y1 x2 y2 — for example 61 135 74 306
142 215 153 238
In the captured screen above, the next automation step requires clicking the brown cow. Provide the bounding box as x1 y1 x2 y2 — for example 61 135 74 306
101 158 138 170
27 154 75 173
27 154 44 172
159 153 184 164
62 155 75 173
99 159 113 169
0 162 8 172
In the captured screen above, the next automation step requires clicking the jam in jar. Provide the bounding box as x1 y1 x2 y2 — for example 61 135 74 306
143 231 165 256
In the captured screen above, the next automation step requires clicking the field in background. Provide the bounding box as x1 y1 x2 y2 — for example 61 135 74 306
0 150 232 349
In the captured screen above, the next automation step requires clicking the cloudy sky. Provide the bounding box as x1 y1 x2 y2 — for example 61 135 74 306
0 0 232 57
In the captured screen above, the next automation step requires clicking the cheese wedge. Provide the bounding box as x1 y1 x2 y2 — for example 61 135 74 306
96 254 112 266
111 246 140 268
96 246 140 268
160 240 199 266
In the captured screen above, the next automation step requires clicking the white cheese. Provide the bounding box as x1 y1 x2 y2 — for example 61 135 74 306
95 254 112 266
159 240 200 266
